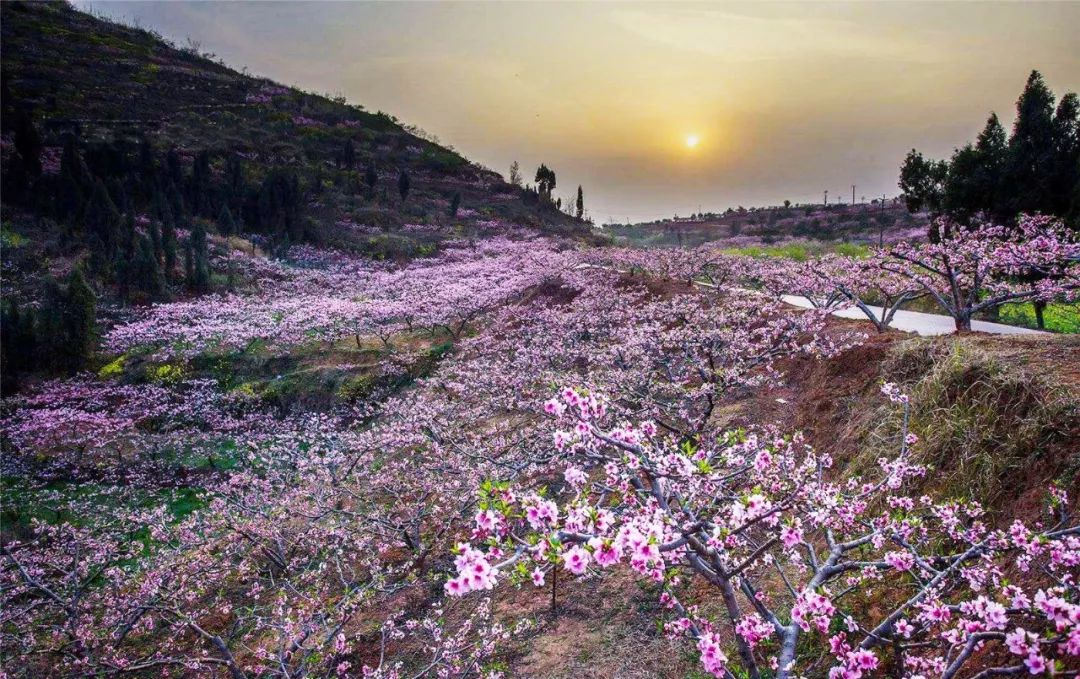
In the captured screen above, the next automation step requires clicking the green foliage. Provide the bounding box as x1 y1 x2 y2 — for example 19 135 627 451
999 302 1080 334
97 354 127 379
901 70 1079 230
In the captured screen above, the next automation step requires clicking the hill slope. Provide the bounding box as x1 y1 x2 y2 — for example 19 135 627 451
0 0 592 259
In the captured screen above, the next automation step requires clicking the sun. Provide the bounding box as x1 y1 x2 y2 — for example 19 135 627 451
685 134 700 149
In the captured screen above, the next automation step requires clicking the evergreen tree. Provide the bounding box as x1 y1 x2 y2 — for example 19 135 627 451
450 192 461 217
1050 93 1080 221
575 185 584 219
184 241 195 287
189 149 213 217
165 146 184 188
187 220 211 291
343 139 356 170
219 205 238 288
149 219 164 266
162 212 179 281
1002 71 1058 217
225 155 245 211
218 204 237 238
12 109 42 178
398 168 410 202
257 169 304 240
534 164 556 202
57 268 97 374
84 180 121 255
57 134 87 222
130 234 166 300
1 301 36 392
365 162 378 192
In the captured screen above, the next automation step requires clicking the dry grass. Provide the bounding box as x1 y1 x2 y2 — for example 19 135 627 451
851 338 1078 506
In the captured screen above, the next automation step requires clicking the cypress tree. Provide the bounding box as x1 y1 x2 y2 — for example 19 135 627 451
398 169 410 202
57 135 87 222
133 234 166 299
84 180 121 255
365 162 378 192
450 192 461 217
162 212 179 281
1050 93 1080 223
60 268 97 374
184 241 195 287
343 139 356 169
576 185 584 219
12 110 42 178
188 220 211 291
1003 70 1057 217
165 146 183 188
219 205 237 288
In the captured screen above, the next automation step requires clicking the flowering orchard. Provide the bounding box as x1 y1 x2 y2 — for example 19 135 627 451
2 218 1077 677
446 383 1078 678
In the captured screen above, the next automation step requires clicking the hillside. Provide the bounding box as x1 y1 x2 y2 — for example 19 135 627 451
0 1 594 265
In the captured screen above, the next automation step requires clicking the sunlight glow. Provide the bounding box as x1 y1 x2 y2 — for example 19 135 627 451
685 134 700 149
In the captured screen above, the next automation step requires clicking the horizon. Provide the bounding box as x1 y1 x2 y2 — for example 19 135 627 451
77 1 1080 223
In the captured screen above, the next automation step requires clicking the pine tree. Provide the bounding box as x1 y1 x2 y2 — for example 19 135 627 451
575 185 584 219
398 169 410 202
450 192 461 217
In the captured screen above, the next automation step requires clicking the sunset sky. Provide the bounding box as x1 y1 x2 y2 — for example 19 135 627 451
78 1 1080 223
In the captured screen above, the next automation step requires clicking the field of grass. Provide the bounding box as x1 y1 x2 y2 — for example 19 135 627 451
999 301 1080 333
720 240 870 261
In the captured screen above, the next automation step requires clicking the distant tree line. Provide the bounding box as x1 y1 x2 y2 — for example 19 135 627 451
900 70 1079 238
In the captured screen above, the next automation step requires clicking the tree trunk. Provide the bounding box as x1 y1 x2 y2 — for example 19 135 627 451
955 313 972 333
1033 301 1046 329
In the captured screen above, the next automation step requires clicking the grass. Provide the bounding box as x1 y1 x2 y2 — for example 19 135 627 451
852 339 1077 506
721 241 870 261
999 302 1080 334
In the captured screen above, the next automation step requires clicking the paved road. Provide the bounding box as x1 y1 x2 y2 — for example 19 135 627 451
572 263 1047 336
780 295 1047 336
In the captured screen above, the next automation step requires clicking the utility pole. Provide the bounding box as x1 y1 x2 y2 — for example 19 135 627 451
879 193 886 247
